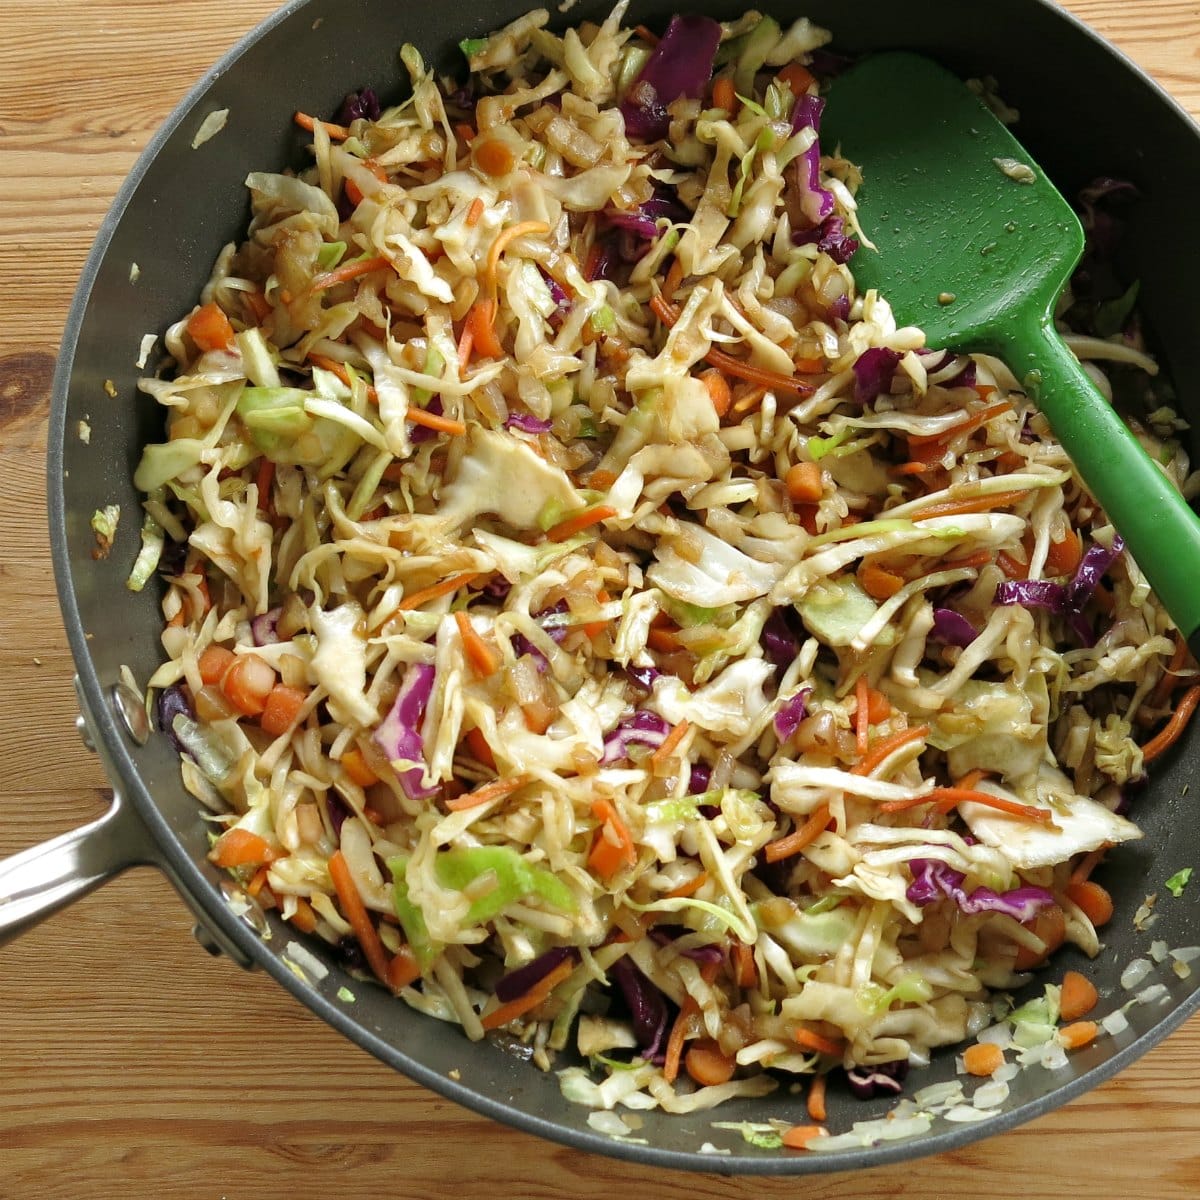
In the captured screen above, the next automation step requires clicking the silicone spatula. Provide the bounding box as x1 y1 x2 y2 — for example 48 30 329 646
823 51 1200 657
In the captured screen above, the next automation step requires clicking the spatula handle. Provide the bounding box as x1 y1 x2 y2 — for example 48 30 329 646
1006 321 1200 657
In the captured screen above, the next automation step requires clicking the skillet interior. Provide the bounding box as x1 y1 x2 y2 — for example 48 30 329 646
50 0 1200 1173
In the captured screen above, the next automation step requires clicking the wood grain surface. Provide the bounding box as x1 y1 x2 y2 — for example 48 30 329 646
1 2 1198 1196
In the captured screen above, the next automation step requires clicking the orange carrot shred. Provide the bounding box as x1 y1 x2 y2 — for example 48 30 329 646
850 724 929 777
663 997 697 1084
455 610 500 677
1140 684 1200 764
480 958 575 1031
405 406 467 436
907 399 1011 447
781 1124 828 1151
294 111 351 140
309 254 390 292
328 849 392 987
1058 1020 1099 1050
466 196 485 227
398 571 480 611
764 803 832 863
387 944 422 991
663 871 709 900
650 719 690 766
793 1026 844 1058
209 828 281 869
444 774 530 812
545 504 617 542
484 221 550 296
854 675 871 758
807 1073 828 1122
912 488 1030 520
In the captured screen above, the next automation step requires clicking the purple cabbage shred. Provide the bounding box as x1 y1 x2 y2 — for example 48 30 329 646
846 1059 909 1099
495 947 577 1003
619 15 722 141
505 410 554 435
334 87 381 126
610 956 670 1062
761 607 800 671
792 214 859 264
155 685 192 753
773 687 811 741
600 709 672 764
930 608 979 648
251 607 282 647
852 347 903 405
906 858 1055 921
788 93 836 228
373 662 437 801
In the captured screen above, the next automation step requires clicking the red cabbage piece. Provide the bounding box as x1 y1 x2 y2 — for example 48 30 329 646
649 926 724 964
761 607 800 671
586 235 620 282
1067 534 1124 610
930 608 979 648
829 294 851 322
993 579 1067 613
505 411 554 435
510 632 548 672
535 599 570 644
373 662 437 801
686 761 712 794
846 1059 908 1099
495 947 577 1002
325 791 351 838
619 15 722 141
155 684 193 753
625 663 662 692
335 87 381 125
792 214 859 264
251 607 282 646
852 347 903 405
906 858 1055 921
603 209 661 238
788 93 836 228
610 956 670 1062
774 687 811 741
601 710 672 764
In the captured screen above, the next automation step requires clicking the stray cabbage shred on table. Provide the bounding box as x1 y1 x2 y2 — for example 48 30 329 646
131 4 1193 1121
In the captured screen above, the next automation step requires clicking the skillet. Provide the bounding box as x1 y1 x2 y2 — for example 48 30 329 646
3 0 1200 1174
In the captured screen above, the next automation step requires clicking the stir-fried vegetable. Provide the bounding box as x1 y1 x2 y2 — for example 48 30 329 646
130 3 1194 1135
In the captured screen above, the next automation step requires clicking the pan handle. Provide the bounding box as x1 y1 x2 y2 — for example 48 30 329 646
0 790 160 948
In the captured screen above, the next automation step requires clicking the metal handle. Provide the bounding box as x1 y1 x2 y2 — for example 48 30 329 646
0 790 158 947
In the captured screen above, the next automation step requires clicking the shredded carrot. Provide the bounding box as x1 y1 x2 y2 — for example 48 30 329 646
650 719 691 767
664 870 709 901
1014 904 1067 969
663 996 698 1084
545 503 617 542
778 62 816 97
1149 635 1191 708
328 849 392 986
583 468 618 491
1069 845 1110 887
466 196 485 227
891 460 933 476
387 944 422 991
398 571 480 611
484 220 550 295
786 461 824 504
454 121 476 145
732 940 757 989
340 746 380 789
405 406 467 436
464 296 504 361
1140 684 1200 763
907 399 1011 448
997 549 1029 580
1064 879 1115 928
854 675 871 758
444 774 530 812
699 367 733 418
309 254 390 293
480 958 575 1031
245 865 270 899
1045 527 1083 576
661 257 685 305
343 159 389 207
293 111 350 140
764 803 832 863
634 22 660 44
1058 1020 1099 1050
464 727 496 771
806 1073 828 1122
650 294 814 396
288 897 318 934
1059 970 1099 1022
711 76 736 113
209 828 281 869
879 785 1054 823
685 1038 737 1087
962 1042 1005 1077
308 352 377 402
945 547 993 570
914 488 1031 520
850 723 929 778
781 1124 828 1151
793 1026 844 1058
588 797 637 879
455 610 500 677
456 321 474 371
729 385 768 417
858 560 904 599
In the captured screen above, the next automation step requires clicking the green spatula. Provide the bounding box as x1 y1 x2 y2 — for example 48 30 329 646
823 51 1200 658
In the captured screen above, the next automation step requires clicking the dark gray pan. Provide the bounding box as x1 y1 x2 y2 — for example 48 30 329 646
12 0 1200 1175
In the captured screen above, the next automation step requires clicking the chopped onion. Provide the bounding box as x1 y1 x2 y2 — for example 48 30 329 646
1120 957 1152 990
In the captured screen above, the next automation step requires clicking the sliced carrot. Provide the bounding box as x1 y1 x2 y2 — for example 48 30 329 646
1059 1020 1099 1050
465 196 485 228
405 407 467 436
245 865 270 898
699 367 732 418
545 504 617 543
480 957 575 1031
293 111 351 140
997 549 1029 580
793 1026 844 1058
1064 880 1115 928
464 726 497 770
209 828 281 869
778 62 816 96
588 796 637 879
1059 970 1099 1022
913 488 1030 520
786 461 824 504
663 871 709 901
1045 528 1083 576
865 688 891 724
849 720 931 777
444 774 530 812
198 645 236 686
854 675 871 758
221 653 277 718
473 136 516 179
859 560 904 599
328 849 392 987
186 302 236 352
1014 903 1067 970
732 940 757 989
455 610 500 677
288 896 318 934
891 460 933 477
260 683 309 737
464 296 504 360
763 803 832 863
398 571 480 611
962 1042 1005 1077
387 944 422 991
663 996 697 1084
781 1124 828 1151
343 159 389 207
650 294 814 397
1140 684 1200 764
710 76 737 114
340 746 380 788
310 255 390 293
685 1038 736 1087
650 719 690 767
806 1072 828 1121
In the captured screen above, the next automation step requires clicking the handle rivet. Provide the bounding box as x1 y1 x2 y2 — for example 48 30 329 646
110 682 150 746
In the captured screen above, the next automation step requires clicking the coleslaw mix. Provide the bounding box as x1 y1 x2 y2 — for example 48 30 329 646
129 6 1193 1123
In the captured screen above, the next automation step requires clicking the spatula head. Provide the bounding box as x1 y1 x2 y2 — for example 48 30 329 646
822 52 1085 355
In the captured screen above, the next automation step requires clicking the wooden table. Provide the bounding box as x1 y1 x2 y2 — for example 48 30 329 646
2 2 1198 1196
